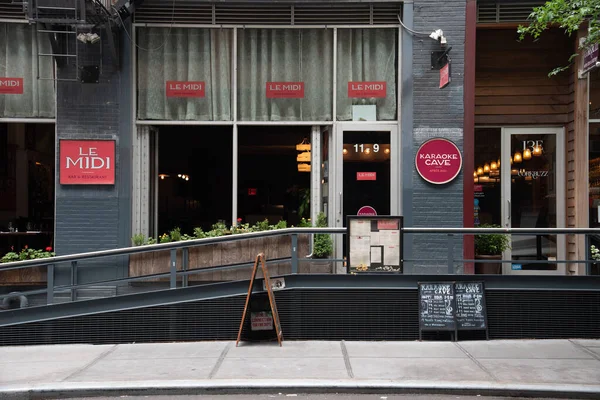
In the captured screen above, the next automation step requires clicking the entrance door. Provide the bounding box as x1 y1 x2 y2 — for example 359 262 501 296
332 123 399 227
501 127 565 274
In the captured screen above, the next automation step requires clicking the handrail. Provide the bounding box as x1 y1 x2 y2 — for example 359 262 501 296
0 227 346 271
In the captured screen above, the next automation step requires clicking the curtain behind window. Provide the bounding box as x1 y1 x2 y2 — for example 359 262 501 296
237 29 333 121
0 23 55 118
337 29 397 121
137 28 232 121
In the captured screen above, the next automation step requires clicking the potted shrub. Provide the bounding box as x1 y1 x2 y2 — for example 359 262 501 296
590 244 600 275
474 224 510 274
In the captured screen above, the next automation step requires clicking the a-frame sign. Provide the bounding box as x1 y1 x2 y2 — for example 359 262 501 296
236 253 283 346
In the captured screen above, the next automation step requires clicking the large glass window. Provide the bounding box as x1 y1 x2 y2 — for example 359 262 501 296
237 29 333 121
137 28 232 121
589 69 600 274
336 29 397 121
0 23 55 118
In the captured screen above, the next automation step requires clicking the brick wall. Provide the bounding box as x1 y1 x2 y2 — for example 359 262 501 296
54 28 132 284
408 0 465 273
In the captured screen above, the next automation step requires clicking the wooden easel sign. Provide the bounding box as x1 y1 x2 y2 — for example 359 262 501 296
236 253 283 346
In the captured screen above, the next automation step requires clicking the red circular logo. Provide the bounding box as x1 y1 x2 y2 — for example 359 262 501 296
357 206 377 216
415 138 462 185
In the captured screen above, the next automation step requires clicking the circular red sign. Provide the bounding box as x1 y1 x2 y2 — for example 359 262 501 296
415 138 462 185
357 206 377 216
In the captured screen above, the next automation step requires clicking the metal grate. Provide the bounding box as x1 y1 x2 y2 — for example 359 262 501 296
477 2 544 24
134 1 403 25
0 288 598 346
0 0 26 19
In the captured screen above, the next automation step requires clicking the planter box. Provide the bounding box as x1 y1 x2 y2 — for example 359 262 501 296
475 254 502 274
129 234 315 282
0 266 46 285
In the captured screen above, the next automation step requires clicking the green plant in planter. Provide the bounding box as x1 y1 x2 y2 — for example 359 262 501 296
475 224 510 255
313 212 333 258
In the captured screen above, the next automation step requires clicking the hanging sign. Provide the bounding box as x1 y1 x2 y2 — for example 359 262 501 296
0 78 23 95
166 81 205 98
583 43 600 75
439 62 451 89
357 172 376 181
59 140 115 185
415 138 462 185
348 81 386 98
266 82 304 98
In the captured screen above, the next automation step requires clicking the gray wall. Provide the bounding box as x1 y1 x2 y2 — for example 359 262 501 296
54 27 132 284
403 0 465 273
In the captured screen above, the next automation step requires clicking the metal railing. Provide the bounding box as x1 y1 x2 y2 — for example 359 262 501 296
1 227 599 309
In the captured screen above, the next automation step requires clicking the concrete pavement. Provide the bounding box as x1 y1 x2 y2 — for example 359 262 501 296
1 339 600 399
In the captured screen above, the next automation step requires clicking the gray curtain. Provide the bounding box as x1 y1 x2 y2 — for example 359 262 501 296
337 29 397 121
237 29 333 121
137 28 232 121
0 23 55 118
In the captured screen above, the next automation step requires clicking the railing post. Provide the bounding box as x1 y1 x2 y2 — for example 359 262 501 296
447 234 455 274
170 249 177 289
291 234 298 274
71 261 78 301
47 264 54 305
182 247 189 287
585 233 590 276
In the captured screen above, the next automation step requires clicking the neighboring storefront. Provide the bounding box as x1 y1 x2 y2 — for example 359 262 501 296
0 16 56 260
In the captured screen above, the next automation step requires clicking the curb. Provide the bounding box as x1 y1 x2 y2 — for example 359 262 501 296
2 380 600 399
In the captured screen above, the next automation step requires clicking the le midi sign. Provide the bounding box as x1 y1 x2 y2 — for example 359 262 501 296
0 78 23 95
60 140 115 185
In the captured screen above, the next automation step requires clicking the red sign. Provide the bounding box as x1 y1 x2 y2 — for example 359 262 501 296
60 140 115 185
0 78 23 95
474 185 483 192
266 82 304 98
377 220 398 230
357 206 377 216
166 81 205 98
348 81 386 98
439 63 451 89
248 188 257 196
357 172 376 181
415 138 462 185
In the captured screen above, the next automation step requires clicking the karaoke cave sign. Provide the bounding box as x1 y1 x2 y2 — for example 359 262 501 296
60 140 115 185
415 138 462 184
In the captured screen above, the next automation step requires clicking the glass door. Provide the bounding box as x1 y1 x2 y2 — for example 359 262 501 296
501 127 565 275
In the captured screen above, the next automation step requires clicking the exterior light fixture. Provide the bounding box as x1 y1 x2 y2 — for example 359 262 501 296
523 148 532 160
513 151 522 163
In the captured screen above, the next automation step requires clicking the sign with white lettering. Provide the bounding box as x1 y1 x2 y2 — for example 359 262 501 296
415 138 462 185
166 81 205 98
348 81 386 98
59 140 115 185
357 172 376 181
583 43 600 75
0 78 23 95
266 82 304 98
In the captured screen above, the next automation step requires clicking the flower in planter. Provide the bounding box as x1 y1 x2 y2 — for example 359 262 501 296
591 245 600 261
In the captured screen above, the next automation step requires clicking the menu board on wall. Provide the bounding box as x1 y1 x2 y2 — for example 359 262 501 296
347 216 403 273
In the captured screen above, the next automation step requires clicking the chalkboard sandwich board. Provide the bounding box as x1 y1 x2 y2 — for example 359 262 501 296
455 281 488 339
418 282 456 337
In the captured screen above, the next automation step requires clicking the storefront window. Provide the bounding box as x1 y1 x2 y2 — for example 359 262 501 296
589 69 600 274
473 128 501 227
336 29 397 121
238 126 311 226
237 29 333 121
137 28 232 121
0 23 55 118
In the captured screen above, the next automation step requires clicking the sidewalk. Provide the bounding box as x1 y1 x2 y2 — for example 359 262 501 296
1 339 600 399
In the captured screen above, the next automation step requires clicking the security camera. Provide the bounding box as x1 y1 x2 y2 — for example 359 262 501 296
430 29 447 45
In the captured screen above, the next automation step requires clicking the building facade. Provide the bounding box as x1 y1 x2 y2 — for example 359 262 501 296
0 0 596 285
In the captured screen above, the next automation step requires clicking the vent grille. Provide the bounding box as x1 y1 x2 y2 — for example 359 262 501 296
477 2 543 24
0 0 26 20
134 1 402 26
0 289 598 346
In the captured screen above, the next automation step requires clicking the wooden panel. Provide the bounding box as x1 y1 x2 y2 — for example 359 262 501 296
475 28 574 125
475 114 569 125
